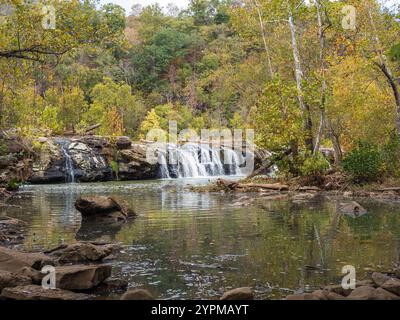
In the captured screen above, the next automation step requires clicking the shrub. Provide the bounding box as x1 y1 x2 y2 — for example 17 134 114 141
343 141 383 183
6 178 20 191
382 133 400 177
110 160 119 180
300 152 330 177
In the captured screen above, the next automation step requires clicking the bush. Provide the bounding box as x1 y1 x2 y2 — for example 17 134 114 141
343 141 383 183
300 152 330 177
382 133 400 177
6 178 20 191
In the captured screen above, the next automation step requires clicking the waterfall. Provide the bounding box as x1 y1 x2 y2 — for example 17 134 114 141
157 143 248 179
56 138 76 183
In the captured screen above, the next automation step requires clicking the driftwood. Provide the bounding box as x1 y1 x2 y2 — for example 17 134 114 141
248 148 292 179
85 124 101 133
373 187 400 192
216 179 289 192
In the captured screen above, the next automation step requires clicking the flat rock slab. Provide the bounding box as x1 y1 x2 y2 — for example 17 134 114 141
47 242 119 264
55 264 112 291
1 285 89 300
0 270 32 291
0 246 55 273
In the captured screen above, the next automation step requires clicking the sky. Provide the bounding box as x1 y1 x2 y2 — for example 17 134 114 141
99 0 398 15
99 0 190 14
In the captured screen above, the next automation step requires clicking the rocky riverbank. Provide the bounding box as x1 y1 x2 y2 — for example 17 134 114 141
0 132 268 185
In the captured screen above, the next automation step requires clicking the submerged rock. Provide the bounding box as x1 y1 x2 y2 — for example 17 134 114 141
1 285 89 300
220 287 254 300
74 196 135 222
120 289 154 300
337 201 367 218
0 217 26 245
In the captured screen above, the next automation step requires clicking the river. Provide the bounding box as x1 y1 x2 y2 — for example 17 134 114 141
1 178 400 299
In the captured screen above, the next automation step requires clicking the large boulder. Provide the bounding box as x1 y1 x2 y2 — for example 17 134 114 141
1 285 89 300
55 265 112 291
117 144 159 180
29 139 65 184
47 242 119 264
0 270 32 291
75 196 135 222
220 287 254 300
0 247 55 273
68 141 112 182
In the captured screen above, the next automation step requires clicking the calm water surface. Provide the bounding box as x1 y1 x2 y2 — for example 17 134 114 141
2 178 400 299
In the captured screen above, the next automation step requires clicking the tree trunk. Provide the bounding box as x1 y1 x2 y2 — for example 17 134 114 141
287 4 314 152
368 8 400 137
252 0 274 78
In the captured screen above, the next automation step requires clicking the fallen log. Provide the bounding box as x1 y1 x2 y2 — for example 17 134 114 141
248 148 292 179
373 187 400 192
236 183 289 191
85 123 101 133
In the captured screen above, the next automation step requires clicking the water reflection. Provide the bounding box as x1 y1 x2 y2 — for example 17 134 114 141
1 179 400 299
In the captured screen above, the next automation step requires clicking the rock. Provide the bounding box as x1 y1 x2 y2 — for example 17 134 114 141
338 201 367 218
17 267 43 284
28 139 65 184
1 285 89 300
93 279 128 295
324 284 352 297
291 193 316 202
116 136 132 150
348 286 399 300
381 278 400 296
47 242 119 264
120 289 154 300
68 141 112 182
311 290 347 300
372 272 391 287
0 218 26 245
55 265 112 291
0 247 55 273
0 270 32 291
285 293 322 300
375 287 400 300
324 280 375 297
74 196 135 222
117 145 159 180
220 287 254 300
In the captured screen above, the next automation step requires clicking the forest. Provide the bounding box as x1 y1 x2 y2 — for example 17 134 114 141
1 0 400 183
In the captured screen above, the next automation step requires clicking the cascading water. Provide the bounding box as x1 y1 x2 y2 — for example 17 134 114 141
56 138 76 183
157 143 248 179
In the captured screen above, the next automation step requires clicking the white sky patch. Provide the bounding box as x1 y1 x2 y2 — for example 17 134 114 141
99 0 190 14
